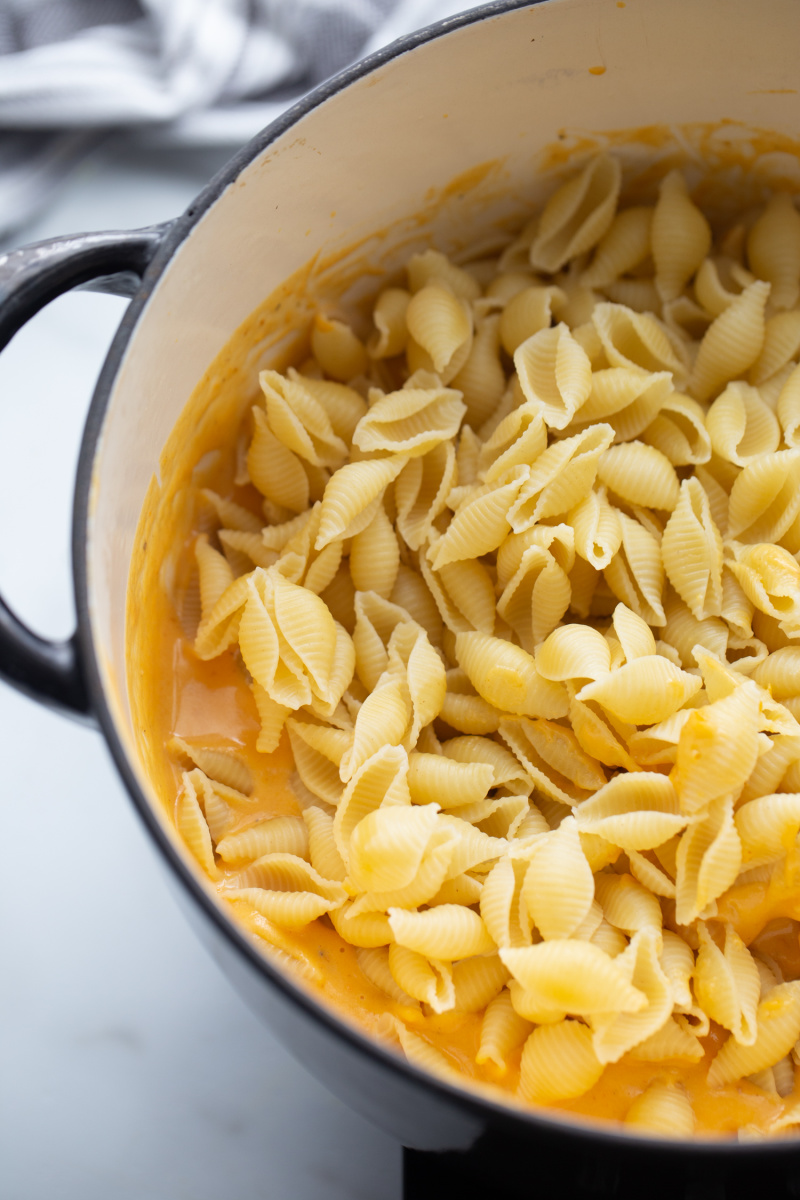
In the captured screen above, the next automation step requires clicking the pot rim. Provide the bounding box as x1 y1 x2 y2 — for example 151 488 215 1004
71 0 800 1160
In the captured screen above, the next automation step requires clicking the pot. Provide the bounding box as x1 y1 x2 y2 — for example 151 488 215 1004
3 0 800 1193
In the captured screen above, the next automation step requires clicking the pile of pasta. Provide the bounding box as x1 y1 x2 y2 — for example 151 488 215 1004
173 153 800 1137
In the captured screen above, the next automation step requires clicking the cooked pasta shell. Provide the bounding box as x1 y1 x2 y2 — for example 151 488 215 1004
751 648 800 700
201 488 263 534
310 314 368 381
349 804 441 892
695 256 755 319
329 901 394 948
286 370 368 444
652 169 712 303
593 302 688 384
610 603 657 661
439 691 504 735
408 752 494 809
776 363 800 452
456 633 569 720
594 872 662 941
349 502 400 599
368 287 411 359
589 929 673 1064
175 773 219 878
169 736 254 795
535 624 611 682
628 1018 703 1063
568 486 622 571
352 591 414 690
387 944 455 1014
661 592 728 668
749 312 800 387
575 773 686 851
356 946 418 1007
661 478 723 620
430 467 527 568
727 449 800 544
603 511 666 626
477 401 547 484
747 192 800 311
641 392 712 467
689 281 770 403
286 720 348 806
316 455 407 549
707 982 800 1087
735 792 800 869
333 743 409 864
441 735 532 792
568 695 640 772
226 853 347 928
514 322 592 430
670 683 761 815
405 284 472 377
477 989 534 1070
508 423 615 531
302 806 347 882
529 154 621 273
388 905 495 960
706 382 780 468
519 1018 605 1103
597 441 680 511
496 545 571 652
501 941 647 1015
694 922 760 1046
354 382 466 458
624 1083 695 1137
406 248 482 302
523 818 595 940
390 565 443 647
480 856 534 949
727 542 800 630
216 816 308 866
247 406 310 513
675 795 742 925
582 206 653 289
195 535 235 624
450 313 507 428
576 655 701 725
499 285 564 355
259 369 348 470
339 670 411 782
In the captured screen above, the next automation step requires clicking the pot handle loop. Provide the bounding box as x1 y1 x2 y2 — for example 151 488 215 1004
0 223 167 721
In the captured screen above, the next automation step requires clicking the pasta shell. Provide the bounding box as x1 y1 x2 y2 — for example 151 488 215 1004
670 683 762 814
260 369 348 470
593 302 688 385
451 313 507 428
406 249 482 301
508 423 615 532
568 486 622 570
349 804 441 892
430 467 527 568
501 941 647 1015
708 982 800 1087
576 655 701 725
368 287 411 359
452 954 510 1013
388 944 455 1014
749 312 800 387
675 795 742 925
477 990 534 1070
499 285 564 355
694 922 760 1046
590 929 673 1064
597 441 680 511
640 392 712 467
624 1083 696 1137
735 792 800 869
661 478 723 620
514 323 592 430
582 206 653 289
408 752 494 808
477 402 547 484
652 169 712 303
535 624 612 681
575 773 686 851
310 314 368 381
523 818 595 940
747 192 800 311
388 905 495 960
603 511 666 626
456 633 569 720
354 382 465 458
316 455 408 549
529 154 621 273
405 284 472 377
349 502 400 599
727 449 800 544
727 542 800 631
706 382 780 467
499 716 607 804
247 406 310 513
690 281 770 403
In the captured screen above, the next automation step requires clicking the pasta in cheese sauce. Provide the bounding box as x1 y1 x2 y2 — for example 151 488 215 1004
133 153 800 1139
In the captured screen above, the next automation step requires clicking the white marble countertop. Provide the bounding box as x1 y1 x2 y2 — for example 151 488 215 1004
0 141 400 1200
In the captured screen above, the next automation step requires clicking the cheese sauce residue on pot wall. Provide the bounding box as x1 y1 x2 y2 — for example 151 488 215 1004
128 126 800 1138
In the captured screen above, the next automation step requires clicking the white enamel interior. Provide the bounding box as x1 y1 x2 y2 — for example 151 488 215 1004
88 0 800 789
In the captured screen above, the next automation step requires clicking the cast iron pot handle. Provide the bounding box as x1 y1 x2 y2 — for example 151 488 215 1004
0 223 167 720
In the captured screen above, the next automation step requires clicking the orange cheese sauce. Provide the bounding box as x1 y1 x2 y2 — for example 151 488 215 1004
128 123 800 1138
